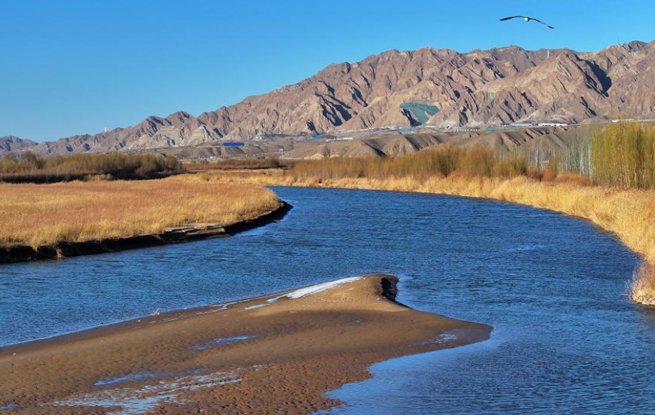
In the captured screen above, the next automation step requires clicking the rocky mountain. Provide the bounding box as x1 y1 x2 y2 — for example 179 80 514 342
0 136 37 154
3 39 655 155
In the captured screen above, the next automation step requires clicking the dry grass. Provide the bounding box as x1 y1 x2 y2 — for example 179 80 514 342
0 175 280 248
183 158 284 171
199 169 655 305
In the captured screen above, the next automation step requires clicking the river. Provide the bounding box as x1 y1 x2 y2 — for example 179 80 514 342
1 187 654 414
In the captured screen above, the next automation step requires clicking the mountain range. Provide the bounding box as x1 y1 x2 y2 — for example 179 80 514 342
2 39 654 155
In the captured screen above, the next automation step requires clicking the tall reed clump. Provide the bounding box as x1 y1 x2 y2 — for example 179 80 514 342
0 177 280 248
591 122 655 189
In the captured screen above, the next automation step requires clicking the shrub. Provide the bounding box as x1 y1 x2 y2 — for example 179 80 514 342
554 172 593 186
541 169 557 182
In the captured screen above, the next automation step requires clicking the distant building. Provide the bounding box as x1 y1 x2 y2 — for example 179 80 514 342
537 122 569 127
612 118 636 123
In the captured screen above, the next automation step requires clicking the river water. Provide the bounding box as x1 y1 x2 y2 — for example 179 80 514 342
1 187 653 414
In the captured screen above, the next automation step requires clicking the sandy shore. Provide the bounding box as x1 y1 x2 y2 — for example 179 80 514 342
0 274 491 414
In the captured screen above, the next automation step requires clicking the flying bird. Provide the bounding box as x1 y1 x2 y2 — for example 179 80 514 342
500 16 555 29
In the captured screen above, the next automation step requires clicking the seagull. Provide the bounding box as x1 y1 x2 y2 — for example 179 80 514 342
500 16 555 29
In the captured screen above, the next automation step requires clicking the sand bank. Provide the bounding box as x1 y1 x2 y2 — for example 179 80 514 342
0 274 491 414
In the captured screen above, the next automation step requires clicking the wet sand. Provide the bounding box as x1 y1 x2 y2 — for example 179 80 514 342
0 274 491 414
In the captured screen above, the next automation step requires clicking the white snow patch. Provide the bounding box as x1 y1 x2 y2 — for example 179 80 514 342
268 277 363 303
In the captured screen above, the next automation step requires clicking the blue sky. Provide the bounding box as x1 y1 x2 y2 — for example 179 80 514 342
1 0 654 141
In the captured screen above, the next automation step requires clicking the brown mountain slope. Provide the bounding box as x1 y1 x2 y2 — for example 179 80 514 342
0 136 37 154
4 39 655 155
280 126 585 160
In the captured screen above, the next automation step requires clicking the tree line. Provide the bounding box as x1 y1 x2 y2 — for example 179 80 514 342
290 145 555 182
292 122 655 190
0 152 179 180
590 122 655 189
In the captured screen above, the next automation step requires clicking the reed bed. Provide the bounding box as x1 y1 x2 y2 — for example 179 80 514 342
0 177 280 248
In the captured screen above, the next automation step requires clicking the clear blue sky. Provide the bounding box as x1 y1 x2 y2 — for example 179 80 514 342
1 0 653 141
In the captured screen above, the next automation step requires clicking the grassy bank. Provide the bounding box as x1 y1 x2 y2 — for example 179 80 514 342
203 168 655 306
0 176 280 249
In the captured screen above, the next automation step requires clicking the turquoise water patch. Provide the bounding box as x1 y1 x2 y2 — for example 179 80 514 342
400 102 439 125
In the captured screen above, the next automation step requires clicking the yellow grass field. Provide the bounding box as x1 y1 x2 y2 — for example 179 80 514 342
0 176 281 248
203 169 655 305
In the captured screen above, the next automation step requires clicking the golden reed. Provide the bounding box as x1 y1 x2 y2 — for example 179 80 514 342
0 176 280 248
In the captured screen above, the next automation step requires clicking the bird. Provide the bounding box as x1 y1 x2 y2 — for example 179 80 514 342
500 16 555 29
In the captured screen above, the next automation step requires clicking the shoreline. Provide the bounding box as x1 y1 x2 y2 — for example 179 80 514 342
209 170 655 305
0 274 492 414
0 201 292 265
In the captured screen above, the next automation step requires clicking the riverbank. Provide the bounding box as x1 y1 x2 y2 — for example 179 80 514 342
202 169 655 306
0 178 286 264
0 274 491 414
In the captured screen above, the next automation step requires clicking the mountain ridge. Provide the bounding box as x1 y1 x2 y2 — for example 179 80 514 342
3 39 655 155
